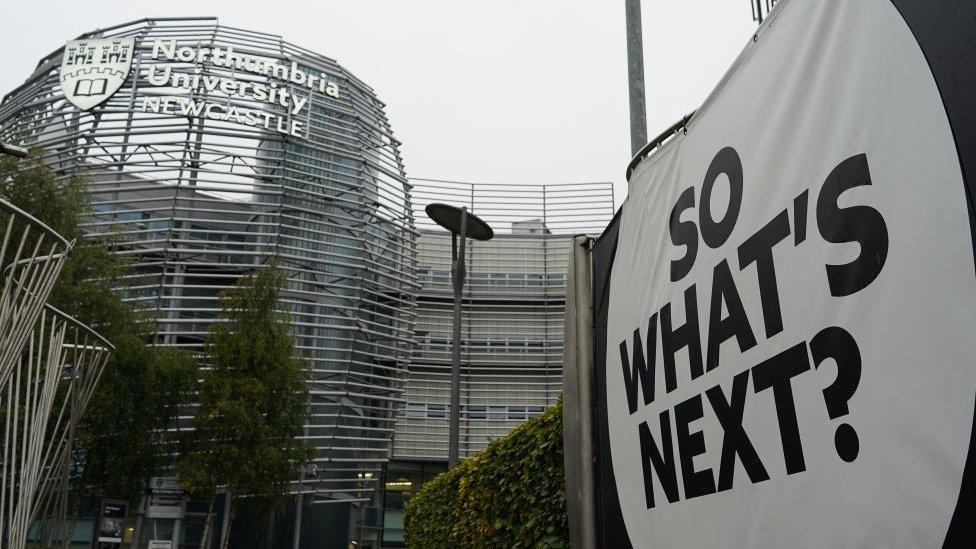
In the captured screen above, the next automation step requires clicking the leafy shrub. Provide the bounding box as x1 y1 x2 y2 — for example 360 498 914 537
404 400 568 548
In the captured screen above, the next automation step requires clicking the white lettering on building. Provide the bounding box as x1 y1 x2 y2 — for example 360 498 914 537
141 39 341 139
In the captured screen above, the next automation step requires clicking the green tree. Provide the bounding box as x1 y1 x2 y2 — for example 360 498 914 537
178 264 311 547
74 338 197 501
0 151 197 502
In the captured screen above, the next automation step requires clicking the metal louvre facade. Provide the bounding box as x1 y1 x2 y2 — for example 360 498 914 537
0 17 417 503
396 179 614 460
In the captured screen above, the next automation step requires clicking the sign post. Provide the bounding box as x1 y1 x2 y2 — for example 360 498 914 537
147 476 186 520
95 500 127 547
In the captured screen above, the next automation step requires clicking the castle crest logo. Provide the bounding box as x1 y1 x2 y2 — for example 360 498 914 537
59 37 134 110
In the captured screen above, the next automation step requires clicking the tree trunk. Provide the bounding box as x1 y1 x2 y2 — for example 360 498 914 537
219 503 237 549
265 508 276 549
199 499 216 549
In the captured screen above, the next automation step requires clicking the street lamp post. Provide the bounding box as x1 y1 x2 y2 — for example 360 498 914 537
424 203 494 468
625 0 647 156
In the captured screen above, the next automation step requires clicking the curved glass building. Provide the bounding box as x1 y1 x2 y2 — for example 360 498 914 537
0 17 416 542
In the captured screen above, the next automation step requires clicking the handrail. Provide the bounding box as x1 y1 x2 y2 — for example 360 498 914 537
626 110 696 181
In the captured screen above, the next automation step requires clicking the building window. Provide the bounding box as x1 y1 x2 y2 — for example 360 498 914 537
427 404 446 419
508 406 526 421
487 406 506 420
468 405 486 420
546 273 565 284
403 404 425 418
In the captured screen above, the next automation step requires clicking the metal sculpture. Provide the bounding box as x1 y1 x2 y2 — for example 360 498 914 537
0 199 72 393
0 304 113 548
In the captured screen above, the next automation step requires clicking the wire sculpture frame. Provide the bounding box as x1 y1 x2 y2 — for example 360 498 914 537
0 304 113 549
0 199 73 394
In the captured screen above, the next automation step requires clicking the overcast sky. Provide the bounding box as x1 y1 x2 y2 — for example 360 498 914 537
0 1 758 204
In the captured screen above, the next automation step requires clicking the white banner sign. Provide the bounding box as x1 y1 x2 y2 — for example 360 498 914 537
600 0 976 546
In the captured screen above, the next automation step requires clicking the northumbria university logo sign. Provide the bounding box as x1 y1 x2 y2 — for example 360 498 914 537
59 37 134 110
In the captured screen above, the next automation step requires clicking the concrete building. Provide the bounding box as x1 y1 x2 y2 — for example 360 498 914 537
374 179 614 546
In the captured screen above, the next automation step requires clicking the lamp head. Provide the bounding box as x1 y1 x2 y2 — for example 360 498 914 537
424 203 494 241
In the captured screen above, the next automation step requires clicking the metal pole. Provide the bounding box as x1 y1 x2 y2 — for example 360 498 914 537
574 237 596 548
219 490 231 548
625 0 648 156
448 208 469 469
563 235 597 549
292 493 302 549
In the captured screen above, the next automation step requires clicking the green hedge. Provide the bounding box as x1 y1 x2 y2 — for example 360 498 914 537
403 400 568 548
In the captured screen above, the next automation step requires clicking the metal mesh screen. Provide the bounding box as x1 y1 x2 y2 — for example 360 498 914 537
394 179 614 460
0 17 417 503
